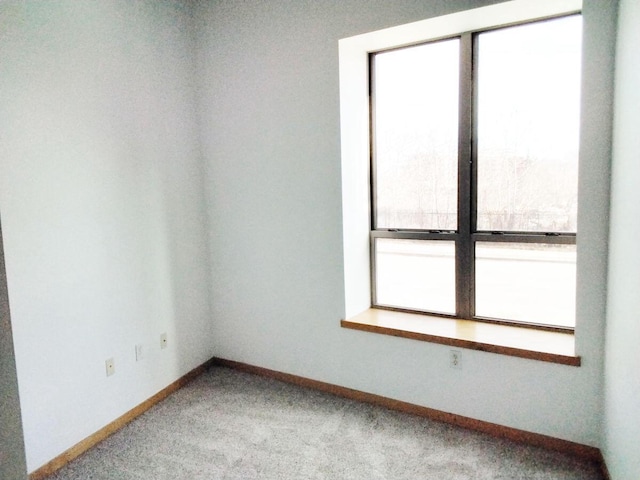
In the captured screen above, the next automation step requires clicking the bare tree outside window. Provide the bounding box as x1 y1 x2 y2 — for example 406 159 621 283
477 17 581 233
373 39 459 231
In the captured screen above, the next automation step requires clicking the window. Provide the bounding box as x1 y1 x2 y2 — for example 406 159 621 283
339 0 584 340
370 15 581 331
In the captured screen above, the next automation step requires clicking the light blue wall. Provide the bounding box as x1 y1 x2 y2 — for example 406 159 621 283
0 1 214 471
195 0 615 447
604 0 640 478
1 0 630 473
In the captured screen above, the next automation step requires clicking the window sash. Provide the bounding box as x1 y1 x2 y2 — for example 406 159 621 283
369 18 579 332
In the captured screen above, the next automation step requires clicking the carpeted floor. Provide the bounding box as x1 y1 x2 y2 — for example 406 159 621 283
46 367 604 479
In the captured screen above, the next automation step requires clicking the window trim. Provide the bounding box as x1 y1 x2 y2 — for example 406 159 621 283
339 0 583 351
341 308 580 366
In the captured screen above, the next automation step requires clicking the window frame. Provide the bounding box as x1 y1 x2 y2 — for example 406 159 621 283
368 19 579 333
339 0 583 333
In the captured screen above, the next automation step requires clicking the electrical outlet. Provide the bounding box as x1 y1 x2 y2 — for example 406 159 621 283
135 344 144 361
105 358 115 377
450 350 462 370
160 332 168 349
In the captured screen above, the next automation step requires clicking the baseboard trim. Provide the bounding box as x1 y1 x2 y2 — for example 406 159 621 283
29 357 217 480
598 450 612 480
213 357 604 464
28 356 610 479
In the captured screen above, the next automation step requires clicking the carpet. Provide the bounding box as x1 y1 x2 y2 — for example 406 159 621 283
46 367 604 479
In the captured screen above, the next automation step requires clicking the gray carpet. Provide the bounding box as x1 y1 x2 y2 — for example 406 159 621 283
46 367 604 479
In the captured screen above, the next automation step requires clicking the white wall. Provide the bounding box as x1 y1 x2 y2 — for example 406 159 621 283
0 1 213 472
195 0 616 447
603 0 640 478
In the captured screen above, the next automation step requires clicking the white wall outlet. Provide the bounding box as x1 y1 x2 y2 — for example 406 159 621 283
135 344 144 361
160 332 167 349
105 358 115 376
450 350 462 370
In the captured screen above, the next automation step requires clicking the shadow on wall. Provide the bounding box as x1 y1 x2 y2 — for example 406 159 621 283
0 217 28 480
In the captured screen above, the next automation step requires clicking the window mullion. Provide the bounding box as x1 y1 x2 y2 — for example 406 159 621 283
457 33 474 319
369 53 378 232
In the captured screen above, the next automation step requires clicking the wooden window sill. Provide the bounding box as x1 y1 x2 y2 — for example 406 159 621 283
341 308 580 366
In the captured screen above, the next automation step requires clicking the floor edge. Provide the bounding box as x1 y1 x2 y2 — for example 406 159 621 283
213 357 607 468
29 357 217 480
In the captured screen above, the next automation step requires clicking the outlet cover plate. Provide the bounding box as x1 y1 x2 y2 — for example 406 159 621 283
450 350 462 370
105 358 115 376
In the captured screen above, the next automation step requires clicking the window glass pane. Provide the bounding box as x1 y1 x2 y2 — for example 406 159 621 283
373 39 459 230
375 238 455 314
475 242 576 327
476 16 581 233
